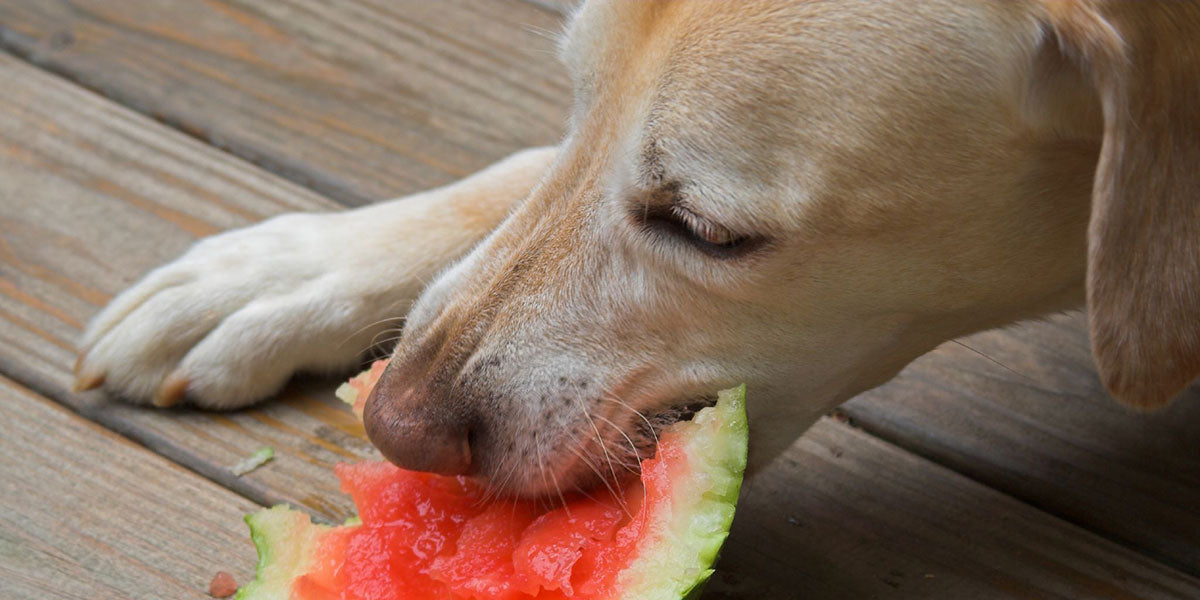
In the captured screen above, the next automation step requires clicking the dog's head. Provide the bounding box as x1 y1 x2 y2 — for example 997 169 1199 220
365 0 1199 497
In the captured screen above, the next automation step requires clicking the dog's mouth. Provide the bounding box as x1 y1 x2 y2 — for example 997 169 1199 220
488 393 721 500
631 395 720 449
573 393 719 488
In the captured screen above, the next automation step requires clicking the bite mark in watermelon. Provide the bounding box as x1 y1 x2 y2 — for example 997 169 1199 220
335 359 387 419
239 361 747 600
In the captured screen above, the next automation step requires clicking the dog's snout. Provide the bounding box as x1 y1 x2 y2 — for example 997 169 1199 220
362 367 472 476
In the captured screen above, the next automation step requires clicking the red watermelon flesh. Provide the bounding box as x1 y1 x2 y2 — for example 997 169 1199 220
237 361 747 600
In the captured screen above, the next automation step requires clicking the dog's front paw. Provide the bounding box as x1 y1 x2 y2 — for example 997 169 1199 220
75 212 406 409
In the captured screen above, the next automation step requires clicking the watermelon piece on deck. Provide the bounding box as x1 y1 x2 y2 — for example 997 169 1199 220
335 359 388 418
239 362 747 600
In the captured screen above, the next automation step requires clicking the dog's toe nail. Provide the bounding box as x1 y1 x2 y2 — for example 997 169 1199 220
73 349 92 376
153 373 189 408
72 371 106 393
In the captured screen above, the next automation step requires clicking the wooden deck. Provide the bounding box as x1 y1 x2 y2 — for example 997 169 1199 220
0 2 1197 598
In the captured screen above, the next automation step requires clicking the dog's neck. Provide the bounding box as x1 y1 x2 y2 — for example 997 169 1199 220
747 45 1110 474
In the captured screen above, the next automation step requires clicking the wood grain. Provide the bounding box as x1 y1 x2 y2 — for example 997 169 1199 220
0 375 259 600
2 2 1195 573
2 0 1200 593
843 314 1200 575
0 52 376 521
710 417 1200 600
2 50 1198 597
0 0 571 205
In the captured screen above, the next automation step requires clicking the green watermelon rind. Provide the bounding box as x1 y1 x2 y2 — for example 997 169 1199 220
235 506 330 600
614 384 748 600
236 385 748 600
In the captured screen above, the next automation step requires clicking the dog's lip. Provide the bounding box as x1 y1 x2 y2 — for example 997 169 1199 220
491 393 722 500
635 393 720 440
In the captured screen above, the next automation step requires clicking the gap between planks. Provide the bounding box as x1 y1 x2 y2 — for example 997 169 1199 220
0 0 572 206
2 4 1193 573
2 9 1200 595
0 375 260 600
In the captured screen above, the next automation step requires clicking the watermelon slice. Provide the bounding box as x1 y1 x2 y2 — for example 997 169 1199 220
237 360 747 600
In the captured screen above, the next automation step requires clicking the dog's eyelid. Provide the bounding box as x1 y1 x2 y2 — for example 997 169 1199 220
669 204 741 246
631 195 764 260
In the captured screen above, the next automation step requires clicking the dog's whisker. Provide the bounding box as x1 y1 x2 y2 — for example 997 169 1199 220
484 458 514 504
335 312 411 351
950 339 1064 393
571 396 622 493
522 24 561 43
593 414 644 475
355 334 403 369
474 455 510 507
568 444 629 516
412 270 438 290
600 396 658 514
367 331 404 350
545 456 572 518
534 431 553 511
533 431 571 517
569 481 601 504
567 444 606 485
493 452 525 503
520 28 566 57
359 322 408 355
474 438 505 506
603 395 659 451
598 405 652 519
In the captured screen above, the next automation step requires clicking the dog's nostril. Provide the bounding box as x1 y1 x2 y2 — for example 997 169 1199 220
362 375 473 476
364 398 473 476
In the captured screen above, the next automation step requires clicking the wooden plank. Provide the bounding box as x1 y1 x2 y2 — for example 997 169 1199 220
710 417 1200 599
0 60 1195 596
0 52 377 521
0 7 1197 595
0 375 259 600
0 0 571 205
843 314 1200 575
3 0 1195 575
6 360 1194 600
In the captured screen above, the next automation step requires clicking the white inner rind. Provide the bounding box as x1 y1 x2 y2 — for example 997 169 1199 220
239 382 748 600
614 385 749 599
334 382 357 406
236 506 329 600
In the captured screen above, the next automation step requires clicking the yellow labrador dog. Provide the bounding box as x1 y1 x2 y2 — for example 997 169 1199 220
77 0 1198 497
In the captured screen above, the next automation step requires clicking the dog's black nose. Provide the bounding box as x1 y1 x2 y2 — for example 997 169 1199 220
362 367 472 476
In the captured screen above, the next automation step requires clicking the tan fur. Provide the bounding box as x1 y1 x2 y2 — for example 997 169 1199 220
1044 1 1200 407
82 0 1199 497
377 0 1199 491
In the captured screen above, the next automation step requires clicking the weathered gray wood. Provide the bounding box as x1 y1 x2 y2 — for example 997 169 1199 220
8 366 1194 600
3 2 1197 575
3 0 1200 592
3 51 1199 597
0 0 571 205
843 314 1200 575
0 375 259 600
710 417 1200 599
0 52 376 521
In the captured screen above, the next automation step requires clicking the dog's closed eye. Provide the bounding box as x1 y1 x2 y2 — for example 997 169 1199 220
635 193 763 259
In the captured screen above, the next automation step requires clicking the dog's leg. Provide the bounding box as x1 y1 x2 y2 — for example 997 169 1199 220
75 146 558 409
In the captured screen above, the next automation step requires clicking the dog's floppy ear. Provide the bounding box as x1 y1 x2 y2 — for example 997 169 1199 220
1042 1 1200 408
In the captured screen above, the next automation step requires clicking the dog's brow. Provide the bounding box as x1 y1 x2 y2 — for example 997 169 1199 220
639 136 667 186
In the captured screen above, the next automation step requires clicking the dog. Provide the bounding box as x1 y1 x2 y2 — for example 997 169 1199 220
75 0 1198 498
